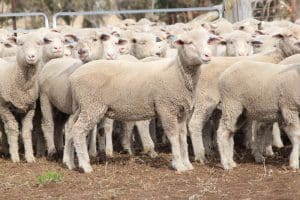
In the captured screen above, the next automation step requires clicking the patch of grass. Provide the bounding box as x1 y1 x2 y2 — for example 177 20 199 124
37 171 63 185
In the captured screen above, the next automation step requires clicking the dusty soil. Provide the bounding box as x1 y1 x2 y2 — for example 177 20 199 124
0 145 299 200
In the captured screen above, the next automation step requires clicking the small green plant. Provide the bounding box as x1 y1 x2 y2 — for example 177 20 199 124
37 171 63 185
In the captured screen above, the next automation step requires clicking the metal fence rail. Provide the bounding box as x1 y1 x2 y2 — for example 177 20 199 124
0 12 49 30
52 6 223 28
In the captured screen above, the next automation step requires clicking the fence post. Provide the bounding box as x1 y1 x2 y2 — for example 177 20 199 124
224 0 252 23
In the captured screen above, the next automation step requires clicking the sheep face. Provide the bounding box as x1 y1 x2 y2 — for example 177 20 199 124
221 31 254 56
43 32 64 60
100 34 123 60
274 32 300 56
16 33 43 66
76 33 103 63
130 33 166 59
0 35 17 58
175 30 217 66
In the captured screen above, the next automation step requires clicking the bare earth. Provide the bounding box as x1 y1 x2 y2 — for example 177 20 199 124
0 145 299 200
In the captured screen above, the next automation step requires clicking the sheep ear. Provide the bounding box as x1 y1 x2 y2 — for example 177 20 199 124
208 37 221 45
118 39 128 45
156 37 162 42
272 33 284 39
174 39 184 46
131 38 137 43
43 37 52 44
251 40 263 47
100 34 110 41
255 30 266 35
64 34 78 43
111 31 120 37
239 26 245 31
7 36 17 44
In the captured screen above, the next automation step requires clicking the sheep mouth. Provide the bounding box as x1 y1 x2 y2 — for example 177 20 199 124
26 58 38 65
201 58 211 64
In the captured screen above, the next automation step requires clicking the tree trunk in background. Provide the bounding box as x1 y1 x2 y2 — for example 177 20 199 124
224 0 252 23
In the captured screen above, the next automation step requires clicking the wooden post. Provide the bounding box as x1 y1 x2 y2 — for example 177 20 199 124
224 0 252 23
291 0 296 22
11 0 17 35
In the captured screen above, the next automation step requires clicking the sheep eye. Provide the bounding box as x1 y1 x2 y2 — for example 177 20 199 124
4 43 12 48
230 41 233 44
18 41 24 46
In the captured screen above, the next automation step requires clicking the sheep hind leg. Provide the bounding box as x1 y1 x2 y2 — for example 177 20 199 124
281 109 300 169
157 107 185 172
88 125 98 158
179 117 193 170
103 118 114 157
73 105 107 173
136 120 157 158
217 101 243 170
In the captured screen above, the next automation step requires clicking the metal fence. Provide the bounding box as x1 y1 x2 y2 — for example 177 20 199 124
0 12 49 31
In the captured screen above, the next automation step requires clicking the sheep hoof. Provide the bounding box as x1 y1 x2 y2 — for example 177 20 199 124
98 151 106 164
172 161 186 172
183 162 194 170
229 161 237 168
65 162 75 170
194 155 207 164
79 164 93 173
11 155 20 163
25 154 36 163
144 150 158 158
254 155 265 164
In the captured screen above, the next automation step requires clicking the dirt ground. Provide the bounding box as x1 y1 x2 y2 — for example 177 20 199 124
0 144 299 200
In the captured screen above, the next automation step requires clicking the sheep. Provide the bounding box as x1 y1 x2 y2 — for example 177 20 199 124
39 32 122 158
188 30 300 164
216 60 300 170
0 32 44 163
0 29 17 58
66 29 217 173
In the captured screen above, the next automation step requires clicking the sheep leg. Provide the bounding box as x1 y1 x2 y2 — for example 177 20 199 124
188 103 216 164
272 122 283 148
136 120 157 158
121 122 135 156
72 106 107 173
21 108 36 163
40 93 56 157
97 128 106 162
0 106 20 162
149 119 157 144
54 117 65 156
217 101 242 170
63 115 75 170
103 118 114 157
157 106 185 172
179 117 193 170
281 109 300 169
251 121 267 163
88 125 98 158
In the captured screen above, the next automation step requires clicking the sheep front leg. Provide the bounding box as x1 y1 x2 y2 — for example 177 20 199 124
21 108 36 163
121 122 135 156
63 115 75 170
0 106 20 162
136 120 157 158
272 122 283 148
40 93 56 157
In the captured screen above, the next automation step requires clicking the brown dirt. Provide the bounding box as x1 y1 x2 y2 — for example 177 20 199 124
0 146 299 200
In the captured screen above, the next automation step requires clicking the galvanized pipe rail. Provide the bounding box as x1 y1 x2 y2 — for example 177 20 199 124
52 6 223 28
0 12 49 30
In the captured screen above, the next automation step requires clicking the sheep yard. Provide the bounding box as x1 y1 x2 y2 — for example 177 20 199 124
0 144 299 200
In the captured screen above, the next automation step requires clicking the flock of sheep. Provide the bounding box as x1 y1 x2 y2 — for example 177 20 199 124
0 14 300 173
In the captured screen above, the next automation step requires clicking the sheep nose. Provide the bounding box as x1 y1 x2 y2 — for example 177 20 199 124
54 46 62 52
156 52 161 56
28 54 36 59
107 53 115 60
78 49 87 55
